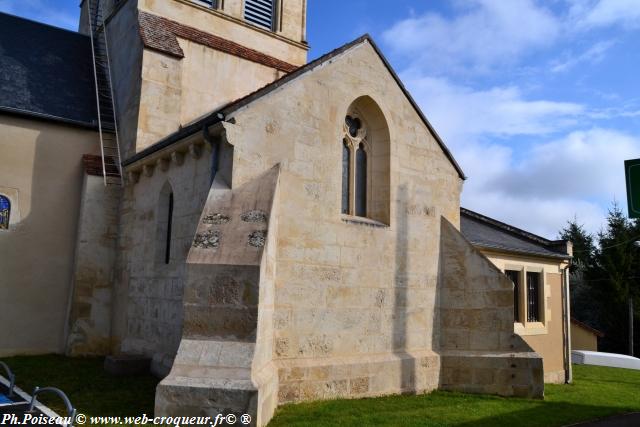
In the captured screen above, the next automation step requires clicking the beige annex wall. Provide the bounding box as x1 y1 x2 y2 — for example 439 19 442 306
0 115 99 356
483 251 567 383
571 323 599 351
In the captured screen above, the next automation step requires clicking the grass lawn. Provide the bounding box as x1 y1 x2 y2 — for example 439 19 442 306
2 355 158 419
269 365 640 427
2 356 639 426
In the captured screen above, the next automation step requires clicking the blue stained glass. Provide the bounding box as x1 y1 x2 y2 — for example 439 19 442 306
0 195 10 230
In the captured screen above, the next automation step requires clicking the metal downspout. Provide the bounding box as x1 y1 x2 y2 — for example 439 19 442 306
562 264 573 383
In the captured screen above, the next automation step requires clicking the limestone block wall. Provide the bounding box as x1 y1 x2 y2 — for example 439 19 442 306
134 40 283 154
156 166 281 425
0 116 100 356
438 219 544 397
221 40 462 407
138 0 308 64
112 146 213 374
66 173 122 356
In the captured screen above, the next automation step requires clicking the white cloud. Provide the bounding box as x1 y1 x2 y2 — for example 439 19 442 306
461 128 640 237
403 74 584 141
382 0 559 73
550 40 616 72
569 0 640 30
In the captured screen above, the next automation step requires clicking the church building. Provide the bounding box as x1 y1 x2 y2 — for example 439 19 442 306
0 1 573 425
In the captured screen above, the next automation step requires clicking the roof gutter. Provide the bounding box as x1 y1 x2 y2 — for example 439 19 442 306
0 106 99 130
122 112 225 167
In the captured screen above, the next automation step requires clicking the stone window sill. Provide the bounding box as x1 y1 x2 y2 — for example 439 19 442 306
341 214 388 228
514 321 548 336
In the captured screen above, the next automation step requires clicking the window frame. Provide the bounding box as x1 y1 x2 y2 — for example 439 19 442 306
504 264 548 335
505 269 522 323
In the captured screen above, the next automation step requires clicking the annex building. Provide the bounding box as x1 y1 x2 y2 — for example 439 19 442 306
0 1 573 425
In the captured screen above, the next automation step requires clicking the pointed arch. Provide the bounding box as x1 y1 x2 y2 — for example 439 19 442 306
340 96 390 224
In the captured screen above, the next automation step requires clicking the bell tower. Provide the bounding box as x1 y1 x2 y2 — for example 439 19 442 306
80 0 309 156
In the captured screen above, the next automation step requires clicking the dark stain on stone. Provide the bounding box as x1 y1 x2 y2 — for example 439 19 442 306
248 230 266 247
202 213 231 225
241 210 267 223
193 230 221 249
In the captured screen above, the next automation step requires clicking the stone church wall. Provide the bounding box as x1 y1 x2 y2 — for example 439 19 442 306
112 146 213 375
224 41 462 405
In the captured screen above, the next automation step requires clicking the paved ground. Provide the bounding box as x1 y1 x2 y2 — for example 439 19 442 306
569 413 640 426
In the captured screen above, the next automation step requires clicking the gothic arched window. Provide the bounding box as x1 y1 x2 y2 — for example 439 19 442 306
0 195 10 230
340 97 390 224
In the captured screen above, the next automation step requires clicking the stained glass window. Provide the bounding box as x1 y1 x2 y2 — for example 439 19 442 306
345 115 361 138
355 143 367 217
0 195 10 230
341 139 351 214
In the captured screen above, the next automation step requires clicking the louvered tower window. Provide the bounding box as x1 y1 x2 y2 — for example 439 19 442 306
244 0 275 30
192 0 219 8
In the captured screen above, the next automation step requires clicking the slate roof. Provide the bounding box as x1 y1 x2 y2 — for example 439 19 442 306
122 34 466 180
460 208 571 259
0 12 98 128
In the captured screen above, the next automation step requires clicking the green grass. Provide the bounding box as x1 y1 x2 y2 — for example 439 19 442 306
2 356 639 426
269 365 640 426
2 355 158 419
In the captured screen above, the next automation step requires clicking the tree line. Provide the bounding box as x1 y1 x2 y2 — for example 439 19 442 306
560 203 640 356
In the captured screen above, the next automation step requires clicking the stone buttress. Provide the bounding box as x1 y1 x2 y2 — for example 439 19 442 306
437 219 544 398
155 165 281 426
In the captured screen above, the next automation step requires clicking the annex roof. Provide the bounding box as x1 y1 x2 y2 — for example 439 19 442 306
460 207 571 260
123 34 466 180
0 12 98 128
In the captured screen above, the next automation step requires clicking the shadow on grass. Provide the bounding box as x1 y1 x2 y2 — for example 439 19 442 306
453 402 637 427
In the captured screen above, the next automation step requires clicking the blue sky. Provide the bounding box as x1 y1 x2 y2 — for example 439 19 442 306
2 0 639 238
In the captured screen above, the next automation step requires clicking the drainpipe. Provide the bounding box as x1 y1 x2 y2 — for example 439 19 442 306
561 263 573 384
203 121 221 184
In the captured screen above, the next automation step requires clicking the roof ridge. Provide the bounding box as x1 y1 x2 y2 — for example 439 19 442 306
123 34 372 166
123 33 466 182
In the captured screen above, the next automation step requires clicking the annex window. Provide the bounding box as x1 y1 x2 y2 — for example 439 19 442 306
155 182 174 265
505 270 521 322
0 195 10 230
340 97 390 224
526 271 541 322
244 0 275 30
